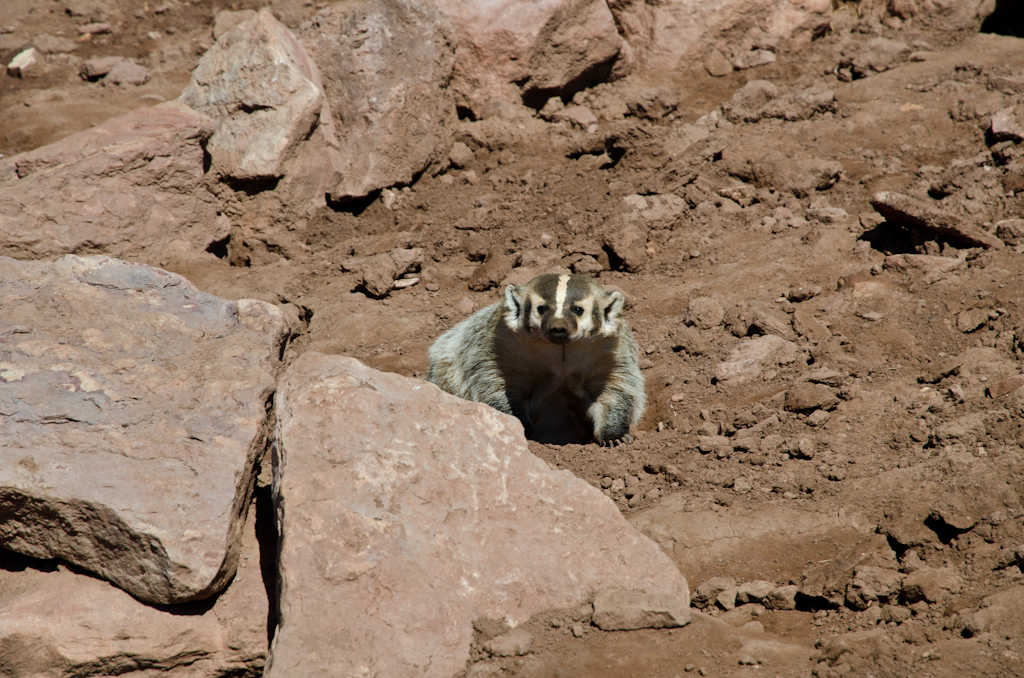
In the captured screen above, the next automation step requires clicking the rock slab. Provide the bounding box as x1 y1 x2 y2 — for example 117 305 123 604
592 588 690 630
0 256 289 604
0 502 268 678
871 191 1004 250
0 102 224 262
268 353 689 678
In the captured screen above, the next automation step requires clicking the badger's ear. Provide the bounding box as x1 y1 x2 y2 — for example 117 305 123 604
504 284 524 322
603 290 625 327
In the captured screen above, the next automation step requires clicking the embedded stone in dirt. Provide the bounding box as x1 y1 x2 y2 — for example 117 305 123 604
900 567 962 604
784 382 838 413
297 0 456 201
469 249 523 291
592 588 690 630
0 256 289 604
722 80 780 123
995 218 1024 244
79 55 124 79
103 59 150 86
686 296 725 330
6 47 43 78
870 191 1004 250
269 353 689 678
851 37 910 77
714 335 799 385
180 10 322 180
0 102 223 261
964 586 1024 639
483 628 533 657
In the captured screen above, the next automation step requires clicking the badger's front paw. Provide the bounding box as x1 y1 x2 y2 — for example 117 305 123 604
598 432 634 448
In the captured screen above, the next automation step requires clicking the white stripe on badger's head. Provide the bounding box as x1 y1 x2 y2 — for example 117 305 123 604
552 274 569 318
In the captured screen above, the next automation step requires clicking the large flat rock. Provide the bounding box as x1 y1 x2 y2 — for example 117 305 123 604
0 490 269 678
0 255 289 604
0 103 223 262
267 353 688 678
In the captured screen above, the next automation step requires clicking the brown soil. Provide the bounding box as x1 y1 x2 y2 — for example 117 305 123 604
4 2 1024 677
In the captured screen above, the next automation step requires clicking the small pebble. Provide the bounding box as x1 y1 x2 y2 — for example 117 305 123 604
572 624 584 638
684 664 695 672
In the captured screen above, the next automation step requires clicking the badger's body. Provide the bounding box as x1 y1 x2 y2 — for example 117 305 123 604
427 273 645 446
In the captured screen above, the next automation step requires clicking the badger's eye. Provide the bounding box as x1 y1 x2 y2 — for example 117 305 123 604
536 305 548 315
571 306 584 316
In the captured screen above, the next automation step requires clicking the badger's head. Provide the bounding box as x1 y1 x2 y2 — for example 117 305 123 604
503 274 625 344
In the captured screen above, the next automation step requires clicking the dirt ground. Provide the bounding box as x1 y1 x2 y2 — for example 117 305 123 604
4 1 1024 677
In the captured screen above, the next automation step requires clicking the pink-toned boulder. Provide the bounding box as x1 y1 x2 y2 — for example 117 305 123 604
180 10 323 181
435 0 622 115
0 255 290 605
0 504 269 677
609 0 831 74
297 0 457 201
0 102 223 262
267 353 689 678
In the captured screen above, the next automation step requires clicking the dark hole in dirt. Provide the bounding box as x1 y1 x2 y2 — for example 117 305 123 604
602 243 626 271
225 176 281 196
202 147 212 175
923 513 973 545
858 221 918 255
520 57 617 110
456 104 476 121
326 190 380 216
254 482 279 645
206 235 230 259
980 0 1024 37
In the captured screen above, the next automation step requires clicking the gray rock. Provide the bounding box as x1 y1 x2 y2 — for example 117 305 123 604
298 0 457 201
0 102 225 262
736 580 776 605
6 47 43 78
845 566 904 611
964 586 1024 638
871 191 1003 250
792 309 831 343
483 628 533 657
733 49 776 70
722 80 779 123
761 87 836 121
103 59 150 86
180 10 323 180
851 37 910 77
991 107 1024 142
785 383 838 413
996 218 1024 244
704 48 732 76
686 296 725 330
901 567 962 604
593 588 690 630
449 141 474 168
765 585 798 610
31 32 78 53
0 256 290 604
715 335 799 385
79 55 124 79
267 353 689 678
692 577 737 609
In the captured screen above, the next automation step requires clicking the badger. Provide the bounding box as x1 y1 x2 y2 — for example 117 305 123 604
427 273 645 446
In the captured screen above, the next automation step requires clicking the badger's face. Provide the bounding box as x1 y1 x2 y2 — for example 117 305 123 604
504 274 624 344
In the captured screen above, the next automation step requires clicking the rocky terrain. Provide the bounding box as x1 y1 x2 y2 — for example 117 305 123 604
3 0 1024 676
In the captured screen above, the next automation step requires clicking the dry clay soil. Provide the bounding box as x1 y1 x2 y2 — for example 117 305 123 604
4 2 1024 677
